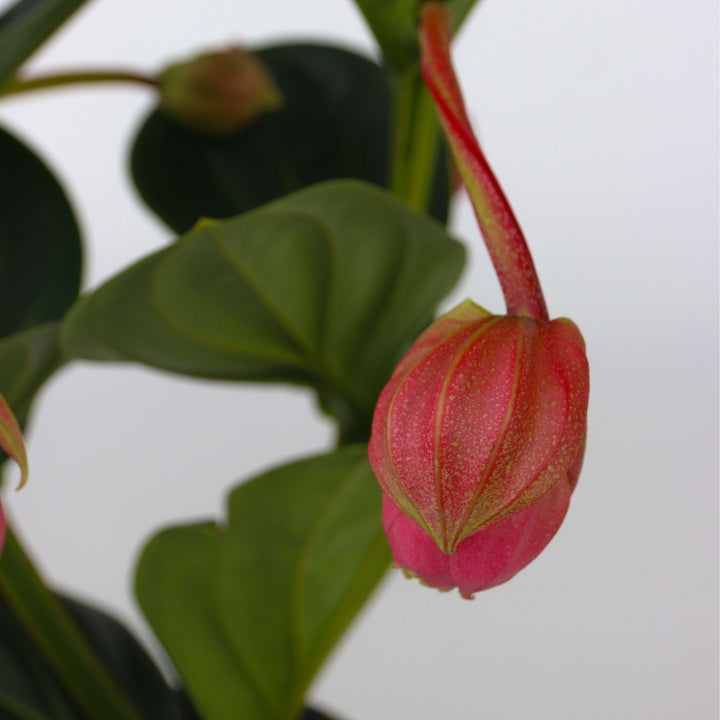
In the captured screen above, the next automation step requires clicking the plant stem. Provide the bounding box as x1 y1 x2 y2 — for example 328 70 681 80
403 85 439 212
419 2 548 321
0 70 158 99
389 67 440 215
0 526 145 720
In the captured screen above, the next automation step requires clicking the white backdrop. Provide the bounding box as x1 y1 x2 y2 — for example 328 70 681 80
0 1 717 718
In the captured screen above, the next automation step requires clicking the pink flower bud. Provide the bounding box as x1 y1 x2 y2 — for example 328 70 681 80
368 300 589 596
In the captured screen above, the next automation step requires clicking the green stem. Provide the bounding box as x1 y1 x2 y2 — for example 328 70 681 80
389 67 440 214
390 70 415 199
0 70 158 99
403 85 439 212
0 527 145 720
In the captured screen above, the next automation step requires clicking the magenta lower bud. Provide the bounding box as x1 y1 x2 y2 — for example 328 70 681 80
382 475 571 598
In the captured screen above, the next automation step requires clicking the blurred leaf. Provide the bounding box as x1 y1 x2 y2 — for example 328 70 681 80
61 181 464 436
136 445 389 720
0 530 149 720
0 588 190 720
354 0 482 68
0 324 62 479
59 595 188 720
0 125 82 338
131 43 451 234
299 711 341 720
0 125 81 473
0 0 90 88
0 588 78 720
0 324 62 420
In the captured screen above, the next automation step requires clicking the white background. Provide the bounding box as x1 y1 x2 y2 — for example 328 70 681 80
1 0 717 718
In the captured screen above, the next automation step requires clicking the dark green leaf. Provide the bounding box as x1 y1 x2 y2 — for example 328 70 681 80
0 124 81 474
59 595 188 720
0 574 191 720
354 0 483 68
0 588 79 720
0 323 62 420
0 324 63 479
136 445 390 720
0 125 82 338
131 43 451 234
0 530 149 720
61 181 464 435
0 0 90 88
300 709 342 720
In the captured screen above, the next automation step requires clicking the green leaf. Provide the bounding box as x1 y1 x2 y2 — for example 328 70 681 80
131 43 451 234
0 588 191 720
0 324 63 480
0 124 81 473
135 445 390 720
0 530 147 720
300 710 342 720
354 0 483 69
61 180 464 436
0 0 91 88
0 125 82 338
0 588 79 720
0 324 62 421
59 595 188 720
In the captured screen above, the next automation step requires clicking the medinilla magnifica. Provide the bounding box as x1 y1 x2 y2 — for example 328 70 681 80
368 3 589 598
0 391 28 554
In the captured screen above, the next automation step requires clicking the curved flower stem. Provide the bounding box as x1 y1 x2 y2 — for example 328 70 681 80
419 2 548 321
0 69 158 99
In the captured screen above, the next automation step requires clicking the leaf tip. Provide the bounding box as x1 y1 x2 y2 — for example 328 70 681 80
0 393 28 490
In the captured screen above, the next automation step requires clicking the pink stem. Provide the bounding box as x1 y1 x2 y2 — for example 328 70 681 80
419 3 548 321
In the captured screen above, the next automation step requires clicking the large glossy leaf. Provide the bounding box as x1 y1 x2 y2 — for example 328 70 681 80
136 445 390 720
61 181 464 436
0 528 184 720
354 0 483 68
0 588 78 720
0 585 190 720
59 595 189 720
0 125 82 338
131 43 451 235
0 0 90 88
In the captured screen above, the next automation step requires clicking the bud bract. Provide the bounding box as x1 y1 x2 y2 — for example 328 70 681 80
0 391 27 557
160 47 283 135
368 300 589 595
0 501 5 555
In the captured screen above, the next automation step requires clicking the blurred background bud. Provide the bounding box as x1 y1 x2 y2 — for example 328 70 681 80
159 47 283 135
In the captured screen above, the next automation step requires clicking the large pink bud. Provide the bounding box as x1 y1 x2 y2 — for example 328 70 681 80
368 300 589 596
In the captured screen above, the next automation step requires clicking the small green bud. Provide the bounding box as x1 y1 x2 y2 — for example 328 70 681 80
159 47 283 136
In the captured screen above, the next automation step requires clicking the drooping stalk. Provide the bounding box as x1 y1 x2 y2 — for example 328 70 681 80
0 70 158 99
419 2 548 321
